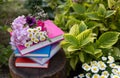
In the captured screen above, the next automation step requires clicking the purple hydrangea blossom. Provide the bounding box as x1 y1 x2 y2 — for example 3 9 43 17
10 15 30 50
12 15 26 30
10 26 29 50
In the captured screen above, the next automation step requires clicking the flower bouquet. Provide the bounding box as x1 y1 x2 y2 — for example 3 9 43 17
74 56 120 78
10 14 48 50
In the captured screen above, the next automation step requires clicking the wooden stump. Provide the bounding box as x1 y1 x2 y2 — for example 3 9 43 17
9 49 67 78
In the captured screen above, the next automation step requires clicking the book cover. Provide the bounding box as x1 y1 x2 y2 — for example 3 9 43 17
30 42 61 65
17 20 64 55
14 45 51 57
15 57 49 68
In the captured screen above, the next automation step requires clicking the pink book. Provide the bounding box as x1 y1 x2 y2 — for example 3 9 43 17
17 20 64 55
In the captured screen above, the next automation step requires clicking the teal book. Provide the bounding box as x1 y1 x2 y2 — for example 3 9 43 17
14 45 51 58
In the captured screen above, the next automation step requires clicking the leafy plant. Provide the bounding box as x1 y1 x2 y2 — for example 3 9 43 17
61 21 119 70
0 45 12 67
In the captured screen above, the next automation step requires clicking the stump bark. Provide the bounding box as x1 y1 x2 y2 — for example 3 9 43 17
9 49 66 78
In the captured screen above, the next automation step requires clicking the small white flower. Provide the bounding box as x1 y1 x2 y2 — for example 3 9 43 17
40 36 46 41
112 69 118 75
109 63 117 68
24 41 32 47
39 31 45 36
28 33 34 38
100 75 107 78
82 63 91 71
102 56 107 61
107 56 115 63
98 62 107 70
92 74 100 78
33 28 39 33
27 28 33 33
91 66 99 73
36 27 42 31
34 32 40 38
33 39 39 43
102 71 109 77
90 61 98 67
78 74 84 78
111 75 119 78
85 73 91 78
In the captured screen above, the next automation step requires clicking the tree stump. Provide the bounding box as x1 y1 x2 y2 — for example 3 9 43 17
9 49 67 78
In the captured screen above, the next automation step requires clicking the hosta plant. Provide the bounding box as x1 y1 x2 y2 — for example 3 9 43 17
61 21 120 70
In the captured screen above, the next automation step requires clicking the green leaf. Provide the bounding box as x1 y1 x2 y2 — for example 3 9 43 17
94 49 103 58
77 29 92 46
67 45 79 52
97 32 119 48
69 24 80 36
65 17 81 28
79 21 87 33
79 52 84 62
64 34 79 46
70 56 79 70
105 10 116 18
84 45 95 55
112 47 120 57
98 4 106 16
72 3 86 14
108 0 116 9
86 12 100 20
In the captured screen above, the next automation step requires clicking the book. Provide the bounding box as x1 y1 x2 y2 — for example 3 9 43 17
15 57 49 68
14 45 51 57
17 20 64 55
30 43 61 65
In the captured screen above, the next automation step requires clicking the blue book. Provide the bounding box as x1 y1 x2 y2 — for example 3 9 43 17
14 45 51 58
30 43 61 65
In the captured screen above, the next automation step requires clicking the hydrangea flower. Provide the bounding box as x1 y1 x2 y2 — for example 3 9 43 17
12 15 26 30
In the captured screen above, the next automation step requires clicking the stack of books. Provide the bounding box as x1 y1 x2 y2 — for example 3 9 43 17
13 20 64 68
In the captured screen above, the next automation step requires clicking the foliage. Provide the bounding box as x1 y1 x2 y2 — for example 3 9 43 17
0 45 12 66
0 0 28 25
53 0 120 73
61 21 119 70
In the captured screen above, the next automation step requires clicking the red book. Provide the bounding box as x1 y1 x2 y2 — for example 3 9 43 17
15 57 49 68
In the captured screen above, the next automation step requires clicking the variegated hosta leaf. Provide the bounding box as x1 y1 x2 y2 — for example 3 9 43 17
64 34 79 46
79 52 84 62
108 0 116 9
105 10 116 18
69 24 80 36
69 21 87 36
113 47 120 57
94 49 103 58
70 56 79 70
97 32 119 48
67 45 79 52
98 4 106 16
76 29 93 46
